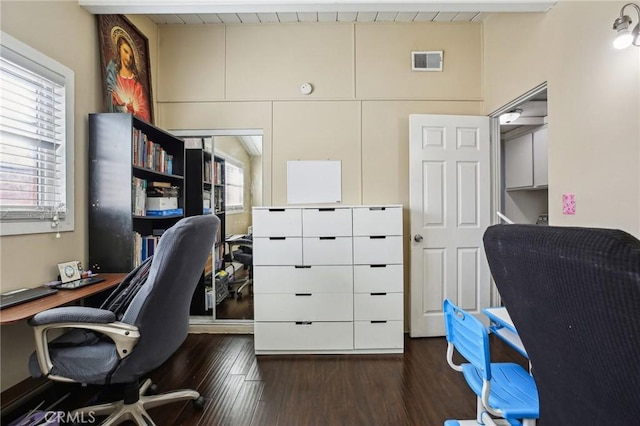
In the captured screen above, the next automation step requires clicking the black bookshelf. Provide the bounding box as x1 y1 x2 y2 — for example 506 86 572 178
88 113 185 273
185 145 217 315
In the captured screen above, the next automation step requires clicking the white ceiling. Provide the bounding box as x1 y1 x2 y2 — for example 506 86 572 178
79 1 557 24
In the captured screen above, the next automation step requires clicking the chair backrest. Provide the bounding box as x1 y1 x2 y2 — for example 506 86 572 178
483 224 640 425
110 214 219 383
443 299 491 381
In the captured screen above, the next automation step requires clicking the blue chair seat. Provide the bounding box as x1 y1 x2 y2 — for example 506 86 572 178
443 299 539 425
462 362 539 419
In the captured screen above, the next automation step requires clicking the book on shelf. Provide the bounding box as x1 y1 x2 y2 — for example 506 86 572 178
133 232 162 267
214 161 223 185
146 208 184 217
146 182 179 211
132 177 146 216
147 182 179 198
132 128 174 174
203 160 212 183
149 181 172 188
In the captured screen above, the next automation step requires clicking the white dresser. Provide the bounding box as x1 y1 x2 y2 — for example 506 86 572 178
252 205 404 354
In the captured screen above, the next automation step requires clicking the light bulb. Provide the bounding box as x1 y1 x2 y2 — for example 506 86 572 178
614 31 633 49
613 14 634 49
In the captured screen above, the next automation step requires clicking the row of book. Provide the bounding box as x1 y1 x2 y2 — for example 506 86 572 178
213 186 225 213
132 178 183 217
132 177 147 216
132 128 174 174
203 160 213 183
213 160 224 185
132 231 163 267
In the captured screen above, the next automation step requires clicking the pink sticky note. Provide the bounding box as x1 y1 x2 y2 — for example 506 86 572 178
562 193 576 215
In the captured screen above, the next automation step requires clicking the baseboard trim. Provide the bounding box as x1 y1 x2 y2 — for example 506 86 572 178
188 322 254 334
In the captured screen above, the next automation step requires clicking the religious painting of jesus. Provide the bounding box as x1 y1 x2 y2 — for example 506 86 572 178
97 15 154 124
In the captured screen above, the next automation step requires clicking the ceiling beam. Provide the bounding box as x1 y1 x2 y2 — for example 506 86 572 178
78 0 557 15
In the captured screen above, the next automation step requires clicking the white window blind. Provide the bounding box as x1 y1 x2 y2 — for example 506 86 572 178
0 32 74 236
225 160 244 212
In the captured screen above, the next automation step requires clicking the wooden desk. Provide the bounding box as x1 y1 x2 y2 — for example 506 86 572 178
0 273 125 325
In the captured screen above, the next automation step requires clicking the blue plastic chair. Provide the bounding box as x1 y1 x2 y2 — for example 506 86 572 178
443 299 539 426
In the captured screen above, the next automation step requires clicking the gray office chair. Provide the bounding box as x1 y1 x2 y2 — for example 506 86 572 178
28 214 219 425
483 224 640 425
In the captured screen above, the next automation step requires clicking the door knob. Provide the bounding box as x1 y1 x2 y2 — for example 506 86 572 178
414 234 423 242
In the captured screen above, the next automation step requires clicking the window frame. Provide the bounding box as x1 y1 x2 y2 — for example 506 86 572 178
223 156 245 214
0 31 75 236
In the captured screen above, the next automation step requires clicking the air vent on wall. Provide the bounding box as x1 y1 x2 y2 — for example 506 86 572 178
411 51 443 72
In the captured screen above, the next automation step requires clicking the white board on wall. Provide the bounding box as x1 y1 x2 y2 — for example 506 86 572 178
287 160 342 204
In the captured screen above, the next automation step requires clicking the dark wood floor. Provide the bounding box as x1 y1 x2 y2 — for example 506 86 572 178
3 334 526 426
215 269 253 320
215 286 253 320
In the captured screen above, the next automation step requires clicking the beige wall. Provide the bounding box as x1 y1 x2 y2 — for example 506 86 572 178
157 22 483 205
0 2 159 392
484 1 640 235
157 21 484 337
356 23 482 100
226 23 355 100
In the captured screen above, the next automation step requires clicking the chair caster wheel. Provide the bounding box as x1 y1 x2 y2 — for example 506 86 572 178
193 396 205 410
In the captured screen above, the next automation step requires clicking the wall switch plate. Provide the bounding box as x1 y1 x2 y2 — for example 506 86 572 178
562 193 576 215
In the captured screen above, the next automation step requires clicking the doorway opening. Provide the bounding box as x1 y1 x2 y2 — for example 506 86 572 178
491 83 548 226
489 83 548 306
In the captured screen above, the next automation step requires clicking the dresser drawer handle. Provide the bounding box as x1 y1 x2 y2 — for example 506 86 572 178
369 207 386 211
268 208 286 212
295 293 312 296
269 237 286 240
318 208 335 212
319 236 336 240
371 320 388 324
295 321 313 325
370 264 387 268
294 265 311 269
370 236 386 239
371 292 387 296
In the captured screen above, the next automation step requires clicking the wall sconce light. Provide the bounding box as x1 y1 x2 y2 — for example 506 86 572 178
613 3 640 49
499 109 522 125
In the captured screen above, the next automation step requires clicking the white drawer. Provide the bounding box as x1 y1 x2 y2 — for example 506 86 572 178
354 264 404 293
255 293 353 321
254 237 302 265
353 206 403 236
255 321 354 351
354 320 404 350
353 236 403 265
302 208 352 237
253 208 302 237
254 265 353 294
303 237 353 265
354 292 403 321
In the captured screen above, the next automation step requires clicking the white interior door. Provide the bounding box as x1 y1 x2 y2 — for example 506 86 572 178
409 114 491 337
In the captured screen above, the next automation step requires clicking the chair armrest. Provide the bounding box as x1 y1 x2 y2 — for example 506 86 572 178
446 342 464 372
31 315 140 381
29 306 116 326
